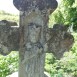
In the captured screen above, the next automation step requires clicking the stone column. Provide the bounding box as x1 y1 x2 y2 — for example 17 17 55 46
13 0 58 77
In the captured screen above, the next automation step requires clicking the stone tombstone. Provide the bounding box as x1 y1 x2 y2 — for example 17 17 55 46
13 0 58 77
0 0 74 77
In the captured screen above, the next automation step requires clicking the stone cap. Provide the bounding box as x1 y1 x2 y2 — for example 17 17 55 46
13 0 58 13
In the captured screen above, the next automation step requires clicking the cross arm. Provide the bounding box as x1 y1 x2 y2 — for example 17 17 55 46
0 20 74 58
0 20 19 55
45 24 74 59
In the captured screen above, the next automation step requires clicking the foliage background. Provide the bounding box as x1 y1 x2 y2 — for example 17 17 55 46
0 52 18 77
0 11 19 23
49 0 77 31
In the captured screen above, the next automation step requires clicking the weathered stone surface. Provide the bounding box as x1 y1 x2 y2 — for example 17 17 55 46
13 0 58 13
46 24 74 59
0 21 74 58
15 1 58 76
0 20 19 55
18 10 46 77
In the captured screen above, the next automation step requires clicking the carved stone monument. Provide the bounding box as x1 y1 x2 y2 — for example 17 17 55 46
0 0 74 77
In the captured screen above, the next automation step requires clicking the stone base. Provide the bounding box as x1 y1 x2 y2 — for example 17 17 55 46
6 72 50 77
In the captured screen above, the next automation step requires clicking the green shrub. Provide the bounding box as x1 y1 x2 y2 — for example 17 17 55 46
0 51 19 77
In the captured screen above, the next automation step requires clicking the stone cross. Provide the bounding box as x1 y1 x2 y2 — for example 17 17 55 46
0 0 74 77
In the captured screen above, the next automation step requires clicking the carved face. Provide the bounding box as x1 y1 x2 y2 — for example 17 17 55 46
28 23 41 43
